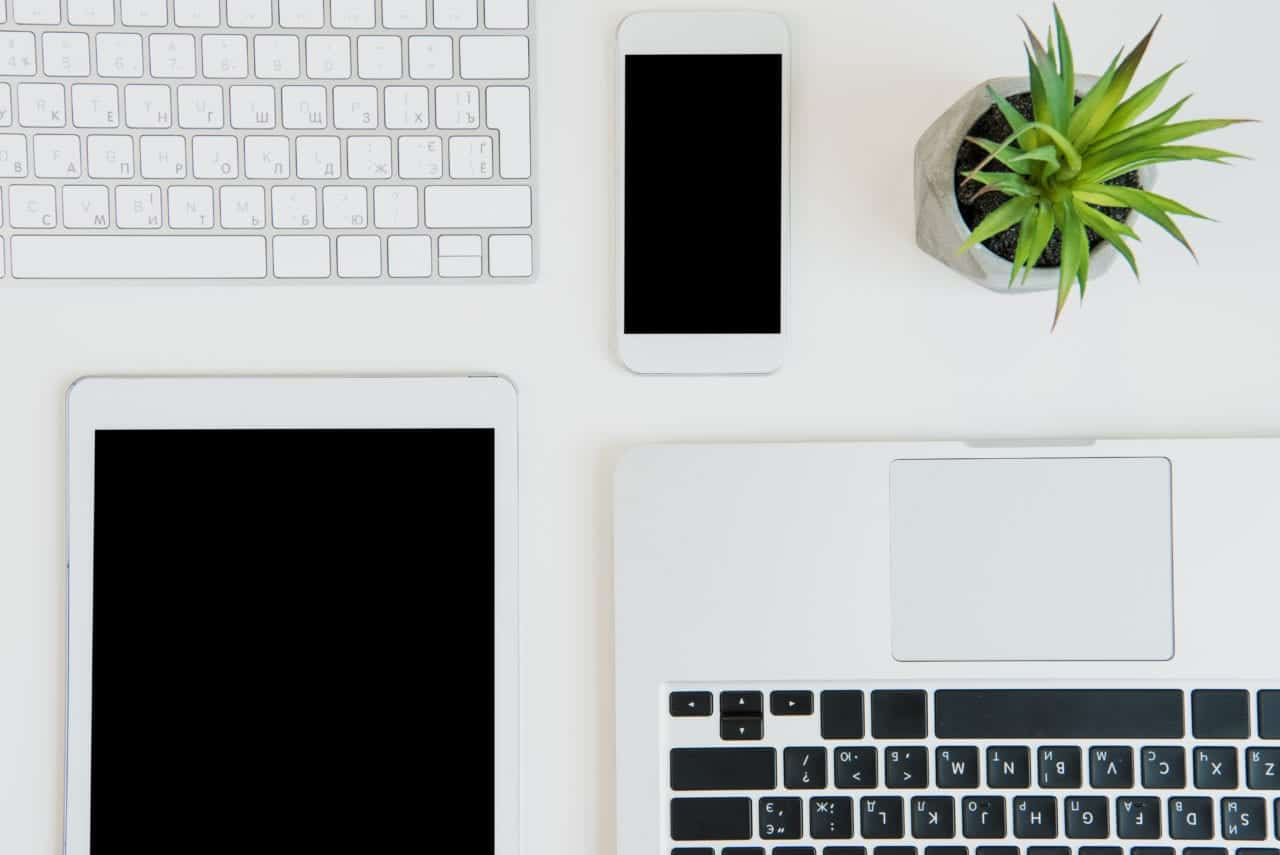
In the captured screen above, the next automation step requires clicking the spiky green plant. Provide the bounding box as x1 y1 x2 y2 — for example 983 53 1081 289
957 5 1253 327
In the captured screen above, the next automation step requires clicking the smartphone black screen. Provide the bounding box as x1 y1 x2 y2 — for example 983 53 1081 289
624 53 783 334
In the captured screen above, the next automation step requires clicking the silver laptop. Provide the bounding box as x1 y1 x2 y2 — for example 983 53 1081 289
615 440 1280 855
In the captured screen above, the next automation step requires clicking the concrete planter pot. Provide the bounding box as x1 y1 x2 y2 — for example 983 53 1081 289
914 76 1154 293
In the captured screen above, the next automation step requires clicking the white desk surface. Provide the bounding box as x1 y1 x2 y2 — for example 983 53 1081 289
1 1 1277 852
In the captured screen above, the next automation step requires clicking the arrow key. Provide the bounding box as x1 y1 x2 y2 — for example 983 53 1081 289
772 690 814 716
722 716 763 741
721 691 763 717
670 691 712 717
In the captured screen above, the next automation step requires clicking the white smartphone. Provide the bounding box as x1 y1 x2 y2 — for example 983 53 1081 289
616 11 790 375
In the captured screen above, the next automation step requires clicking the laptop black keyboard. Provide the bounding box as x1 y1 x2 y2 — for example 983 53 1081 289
666 688 1280 854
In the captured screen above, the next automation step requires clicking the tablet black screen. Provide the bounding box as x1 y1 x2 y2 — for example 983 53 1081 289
90 429 494 852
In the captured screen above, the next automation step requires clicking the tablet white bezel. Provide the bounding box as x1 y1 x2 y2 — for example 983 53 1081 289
65 376 519 855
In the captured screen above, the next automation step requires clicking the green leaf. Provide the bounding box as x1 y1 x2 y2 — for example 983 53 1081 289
1087 95 1191 153
988 86 1031 138
1070 185 1197 258
960 171 1037 198
1054 4 1074 106
1072 16 1163 149
1021 200 1057 285
1095 63 1185 140
1007 144 1062 173
1073 199 1141 280
956 196 1038 255
964 136 1031 175
1073 184 1212 220
964 122 1083 182
1078 144 1246 183
1009 202 1041 286
1067 50 1122 143
1022 17 1070 132
1084 119 1254 167
1054 201 1086 328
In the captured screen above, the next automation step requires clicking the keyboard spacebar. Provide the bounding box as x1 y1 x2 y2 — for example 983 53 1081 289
11 236 268 279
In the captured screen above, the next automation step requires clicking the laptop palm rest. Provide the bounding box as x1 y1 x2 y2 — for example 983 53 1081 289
890 457 1174 662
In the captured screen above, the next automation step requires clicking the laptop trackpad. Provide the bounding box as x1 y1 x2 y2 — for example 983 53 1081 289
890 457 1174 662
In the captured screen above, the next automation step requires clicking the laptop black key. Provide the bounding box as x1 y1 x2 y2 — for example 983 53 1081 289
1078 847 1123 855
670 747 777 791
934 690 1185 739
1193 691 1252 739
1026 847 1071 855
1012 796 1057 839
722 717 763 741
1092 746 1136 788
1116 796 1161 839
1128 848 1175 855
937 747 980 789
822 691 866 740
1039 746 1083 788
1221 798 1267 841
760 796 803 839
1143 746 1187 788
1169 797 1215 839
670 797 752 841
773 690 814 716
1260 692 1280 739
961 796 1006 839
987 746 1031 789
835 747 877 789
810 796 854 839
1196 747 1240 789
885 747 928 788
1246 748 1280 790
874 848 916 855
1066 796 1111 839
911 796 956 839
721 849 763 855
721 691 764 717
671 849 715 855
925 848 967 855
825 848 867 855
872 690 928 739
671 691 713 717
775 848 816 855
785 747 827 789
1184 849 1229 855
974 847 1017 855
861 796 905 838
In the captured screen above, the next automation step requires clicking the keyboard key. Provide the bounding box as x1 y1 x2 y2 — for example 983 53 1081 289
776 849 816 855
670 748 775 792
97 33 143 77
175 0 220 26
811 797 854 840
1116 796 1161 839
486 85 530 178
987 746 1031 789
670 691 712 717
484 0 529 28
459 34 528 79
875 848 915 855
121 0 166 26
202 34 248 78
281 84 325 128
1065 797 1110 839
437 233 481 277
721 849 762 855
219 186 265 228
227 0 272 26
149 33 196 78
382 0 427 28
1026 847 1070 855
32 133 81 177
822 692 865 740
721 718 762 742
1077 848 1121 855
11 235 265 277
1222 798 1267 841
720 691 762 717
14 0 60 24
384 85 430 129
911 797 955 839
670 797 751 842
885 747 927 788
835 747 877 789
435 84 480 127
1038 747 1082 789
62 185 108 227
961 797 1005 839
305 34 350 79
86 134 133 178
331 0 374 27
1196 747 1240 789
9 184 55 226
115 184 161 226
41 32 90 77
387 234 431 277
1260 693 1280 740
71 83 119 128
672 850 714 855
434 0 477 28
1169 797 1214 840
771 691 813 717
1091 746 1135 789
925 847 966 855
448 134 492 178
861 797 905 839
278 0 324 27
335 234 380 277
1183 849 1227 855
936 747 979 789
271 185 316 228
254 35 299 78
935 690 1185 739
1129 848 1174 855
1248 748 1280 789
356 35 401 79
1194 691 1252 739
18 82 65 127
408 34 453 79
1142 747 1187 788
1012 797 1057 839
872 691 928 739
68 0 114 25
760 797 803 840
167 185 213 228
785 748 826 790
975 848 1017 855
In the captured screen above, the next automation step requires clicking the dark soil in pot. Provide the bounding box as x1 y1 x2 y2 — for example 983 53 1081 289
954 92 1140 267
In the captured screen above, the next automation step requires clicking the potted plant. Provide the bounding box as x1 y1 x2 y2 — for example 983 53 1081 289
914 6 1253 327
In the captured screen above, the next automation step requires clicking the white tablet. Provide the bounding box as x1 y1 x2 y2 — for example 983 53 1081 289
65 376 519 855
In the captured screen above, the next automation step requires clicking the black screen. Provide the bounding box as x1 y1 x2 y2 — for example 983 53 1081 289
90 429 494 853
624 54 783 334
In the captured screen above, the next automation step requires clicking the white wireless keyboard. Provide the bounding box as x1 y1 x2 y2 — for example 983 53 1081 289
0 0 535 282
